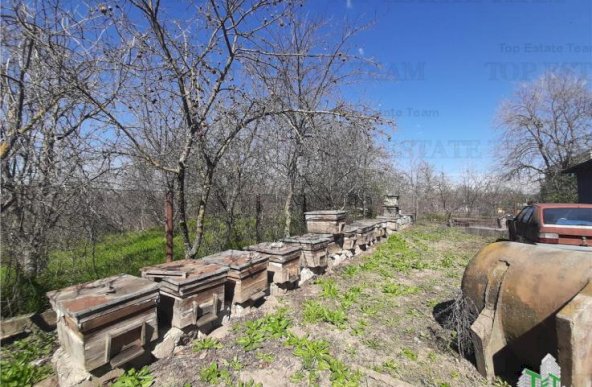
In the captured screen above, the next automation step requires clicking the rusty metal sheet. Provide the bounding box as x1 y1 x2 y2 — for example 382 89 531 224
47 274 159 320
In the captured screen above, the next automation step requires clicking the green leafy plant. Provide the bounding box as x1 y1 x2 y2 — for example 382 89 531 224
289 371 306 383
400 347 418 361
340 286 362 309
192 337 223 352
112 366 154 387
255 352 275 363
289 336 332 370
236 379 263 387
328 358 362 386
316 278 339 299
302 300 347 328
199 362 231 385
382 283 420 296
228 355 243 371
342 265 360 277
381 359 399 374
0 331 56 386
236 308 291 351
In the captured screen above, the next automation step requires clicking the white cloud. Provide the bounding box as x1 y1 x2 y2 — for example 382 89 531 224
358 47 365 56
346 0 353 9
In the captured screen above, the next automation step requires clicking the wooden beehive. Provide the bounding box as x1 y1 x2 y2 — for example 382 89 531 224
140 260 228 329
203 250 269 304
378 215 399 232
304 210 347 234
384 194 400 207
246 242 302 285
283 233 332 268
342 226 359 250
47 274 159 371
349 222 375 246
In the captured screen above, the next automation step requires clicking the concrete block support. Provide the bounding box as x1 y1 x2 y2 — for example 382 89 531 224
556 281 592 387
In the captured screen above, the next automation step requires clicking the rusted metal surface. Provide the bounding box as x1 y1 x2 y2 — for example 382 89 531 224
461 241 592 378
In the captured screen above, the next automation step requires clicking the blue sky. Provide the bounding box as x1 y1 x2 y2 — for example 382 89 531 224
307 0 592 177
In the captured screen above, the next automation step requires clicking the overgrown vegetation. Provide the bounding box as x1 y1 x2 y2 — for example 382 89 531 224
112 367 154 387
0 331 56 386
1 218 264 316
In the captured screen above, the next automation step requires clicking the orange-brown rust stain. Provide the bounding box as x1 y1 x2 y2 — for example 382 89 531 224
62 295 108 313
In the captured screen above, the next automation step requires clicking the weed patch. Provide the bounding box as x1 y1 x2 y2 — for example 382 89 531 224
302 300 348 329
0 330 55 386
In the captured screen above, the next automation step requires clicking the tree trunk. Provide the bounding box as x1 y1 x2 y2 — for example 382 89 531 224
255 194 262 243
187 168 214 258
165 188 174 262
283 180 294 238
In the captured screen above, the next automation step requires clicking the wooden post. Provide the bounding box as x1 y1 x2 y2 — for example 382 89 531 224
165 189 174 262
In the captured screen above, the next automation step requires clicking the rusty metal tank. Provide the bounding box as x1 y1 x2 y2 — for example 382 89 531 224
461 241 592 379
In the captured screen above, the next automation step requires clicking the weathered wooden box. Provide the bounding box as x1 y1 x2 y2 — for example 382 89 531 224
47 274 159 371
342 226 359 250
378 215 399 232
203 250 269 304
349 222 375 246
304 210 347 234
141 260 228 329
283 233 332 268
384 194 399 207
246 242 302 285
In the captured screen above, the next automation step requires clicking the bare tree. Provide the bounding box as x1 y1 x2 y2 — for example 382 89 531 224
247 13 384 236
0 1 114 314
496 72 592 200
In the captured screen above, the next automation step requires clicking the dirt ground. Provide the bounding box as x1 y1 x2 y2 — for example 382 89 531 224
150 224 504 387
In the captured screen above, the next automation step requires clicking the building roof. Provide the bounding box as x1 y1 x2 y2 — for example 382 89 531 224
562 151 592 174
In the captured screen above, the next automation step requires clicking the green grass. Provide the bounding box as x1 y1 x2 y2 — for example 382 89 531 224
0 330 56 386
2 217 267 317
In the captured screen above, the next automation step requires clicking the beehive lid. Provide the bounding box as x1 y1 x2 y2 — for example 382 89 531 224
46 274 159 321
349 221 375 233
246 242 302 263
202 250 268 271
304 210 347 221
246 242 301 256
283 233 333 250
141 259 227 281
343 224 361 236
